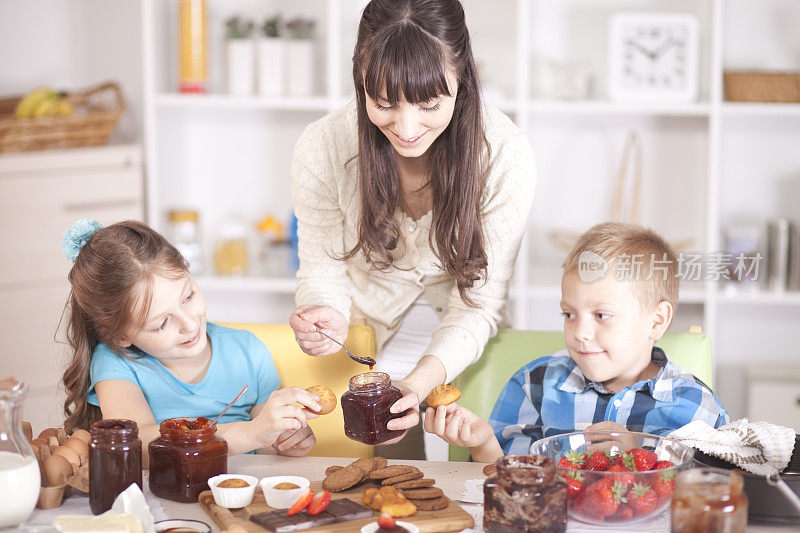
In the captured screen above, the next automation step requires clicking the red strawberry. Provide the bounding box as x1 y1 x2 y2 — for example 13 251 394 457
287 489 313 515
307 490 331 515
580 479 627 517
557 451 586 469
652 471 676 500
584 450 612 471
608 464 635 488
377 513 396 529
627 482 658 516
612 453 627 467
563 471 584 500
629 448 658 471
608 503 634 522
653 460 674 470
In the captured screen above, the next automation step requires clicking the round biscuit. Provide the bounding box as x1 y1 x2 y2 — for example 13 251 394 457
426 384 461 408
306 385 337 415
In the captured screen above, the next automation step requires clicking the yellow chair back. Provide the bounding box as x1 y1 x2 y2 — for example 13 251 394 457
221 322 376 459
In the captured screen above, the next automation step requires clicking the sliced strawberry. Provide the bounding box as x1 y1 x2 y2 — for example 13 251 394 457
307 490 331 515
629 448 657 471
584 450 611 471
286 488 313 515
377 512 396 529
608 464 635 488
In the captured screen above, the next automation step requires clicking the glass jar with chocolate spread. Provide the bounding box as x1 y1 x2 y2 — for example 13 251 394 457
483 454 567 533
671 467 748 533
341 372 404 444
89 419 142 515
148 417 227 502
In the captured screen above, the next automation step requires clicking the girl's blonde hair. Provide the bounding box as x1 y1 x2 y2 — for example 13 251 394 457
562 222 679 314
62 220 187 433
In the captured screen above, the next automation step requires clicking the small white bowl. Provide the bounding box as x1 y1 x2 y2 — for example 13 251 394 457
155 519 211 533
208 473 258 508
361 520 419 533
260 475 311 509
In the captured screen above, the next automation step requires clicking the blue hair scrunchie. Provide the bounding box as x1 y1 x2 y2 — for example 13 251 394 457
61 218 103 262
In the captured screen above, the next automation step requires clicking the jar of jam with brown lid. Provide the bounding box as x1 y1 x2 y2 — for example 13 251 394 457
89 419 142 515
484 454 567 533
148 417 227 502
341 372 404 444
671 467 748 533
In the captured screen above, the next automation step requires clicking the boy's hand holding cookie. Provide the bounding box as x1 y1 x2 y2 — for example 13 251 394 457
251 387 321 447
424 403 494 449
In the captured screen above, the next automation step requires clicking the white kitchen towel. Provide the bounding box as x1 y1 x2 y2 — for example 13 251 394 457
668 418 796 476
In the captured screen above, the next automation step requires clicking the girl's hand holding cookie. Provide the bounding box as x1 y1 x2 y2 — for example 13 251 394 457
252 387 321 446
289 305 348 357
272 425 316 457
424 403 493 449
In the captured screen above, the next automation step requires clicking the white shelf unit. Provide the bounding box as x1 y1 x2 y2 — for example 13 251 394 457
142 0 800 416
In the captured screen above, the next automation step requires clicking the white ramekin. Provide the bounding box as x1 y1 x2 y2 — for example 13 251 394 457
208 473 258 508
259 475 311 509
361 520 419 533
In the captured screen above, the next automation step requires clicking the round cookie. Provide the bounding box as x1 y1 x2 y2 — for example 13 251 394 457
348 456 388 475
381 471 423 485
393 478 436 489
483 463 496 476
322 465 365 492
426 384 461 408
325 465 344 476
306 385 337 415
368 465 419 480
402 487 444 500
408 495 449 511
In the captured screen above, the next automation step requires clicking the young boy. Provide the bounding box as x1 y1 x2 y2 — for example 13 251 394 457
424 222 729 462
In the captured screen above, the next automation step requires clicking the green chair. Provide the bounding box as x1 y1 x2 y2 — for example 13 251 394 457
448 329 712 461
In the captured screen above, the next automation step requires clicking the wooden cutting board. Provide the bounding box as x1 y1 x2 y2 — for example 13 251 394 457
199 480 475 533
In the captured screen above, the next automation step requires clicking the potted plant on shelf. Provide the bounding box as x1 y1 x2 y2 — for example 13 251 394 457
225 16 255 95
257 14 284 97
285 16 316 97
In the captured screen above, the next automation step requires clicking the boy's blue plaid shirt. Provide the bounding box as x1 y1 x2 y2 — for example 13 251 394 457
489 347 729 455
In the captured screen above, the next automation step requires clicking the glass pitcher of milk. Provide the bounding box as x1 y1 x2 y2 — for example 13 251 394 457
0 377 41 527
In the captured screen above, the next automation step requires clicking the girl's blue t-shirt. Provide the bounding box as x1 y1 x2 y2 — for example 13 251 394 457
87 322 281 424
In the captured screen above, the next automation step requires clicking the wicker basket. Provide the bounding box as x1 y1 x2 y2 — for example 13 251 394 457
724 71 800 103
0 81 125 153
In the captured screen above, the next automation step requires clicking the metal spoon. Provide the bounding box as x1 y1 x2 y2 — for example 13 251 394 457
210 384 248 426
315 327 377 367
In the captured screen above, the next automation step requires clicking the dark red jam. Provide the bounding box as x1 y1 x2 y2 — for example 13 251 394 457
341 372 404 444
89 419 142 515
484 455 566 533
148 417 227 502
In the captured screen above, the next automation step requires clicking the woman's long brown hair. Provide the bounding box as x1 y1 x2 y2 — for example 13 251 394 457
347 0 488 306
62 220 187 433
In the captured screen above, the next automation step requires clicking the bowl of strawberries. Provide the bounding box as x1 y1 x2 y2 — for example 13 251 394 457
530 430 694 525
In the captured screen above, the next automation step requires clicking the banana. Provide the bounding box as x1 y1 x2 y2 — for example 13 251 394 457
32 93 61 117
56 98 74 116
14 88 56 118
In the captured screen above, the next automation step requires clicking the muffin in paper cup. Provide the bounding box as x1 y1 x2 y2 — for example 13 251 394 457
260 475 311 509
208 473 258 508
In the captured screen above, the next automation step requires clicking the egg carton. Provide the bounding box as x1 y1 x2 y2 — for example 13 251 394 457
26 424 90 510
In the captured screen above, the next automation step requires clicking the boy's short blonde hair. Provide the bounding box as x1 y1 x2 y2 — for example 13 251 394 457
562 222 679 313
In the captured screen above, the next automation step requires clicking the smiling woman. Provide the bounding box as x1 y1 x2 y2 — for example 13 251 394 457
288 0 537 459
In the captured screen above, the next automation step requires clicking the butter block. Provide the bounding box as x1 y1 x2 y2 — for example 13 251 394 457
53 512 143 533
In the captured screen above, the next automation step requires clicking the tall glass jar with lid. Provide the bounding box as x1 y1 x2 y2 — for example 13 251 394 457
167 209 203 274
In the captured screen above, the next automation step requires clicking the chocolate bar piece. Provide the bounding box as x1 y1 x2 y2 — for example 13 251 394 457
250 499 374 532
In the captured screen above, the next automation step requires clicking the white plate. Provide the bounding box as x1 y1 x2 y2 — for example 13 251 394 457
360 520 419 533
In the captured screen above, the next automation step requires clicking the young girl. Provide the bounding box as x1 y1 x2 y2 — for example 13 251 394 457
61 219 321 461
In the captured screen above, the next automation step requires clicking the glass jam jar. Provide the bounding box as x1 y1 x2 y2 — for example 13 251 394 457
89 419 142 514
341 372 403 444
148 417 227 502
484 454 567 533
671 468 748 533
